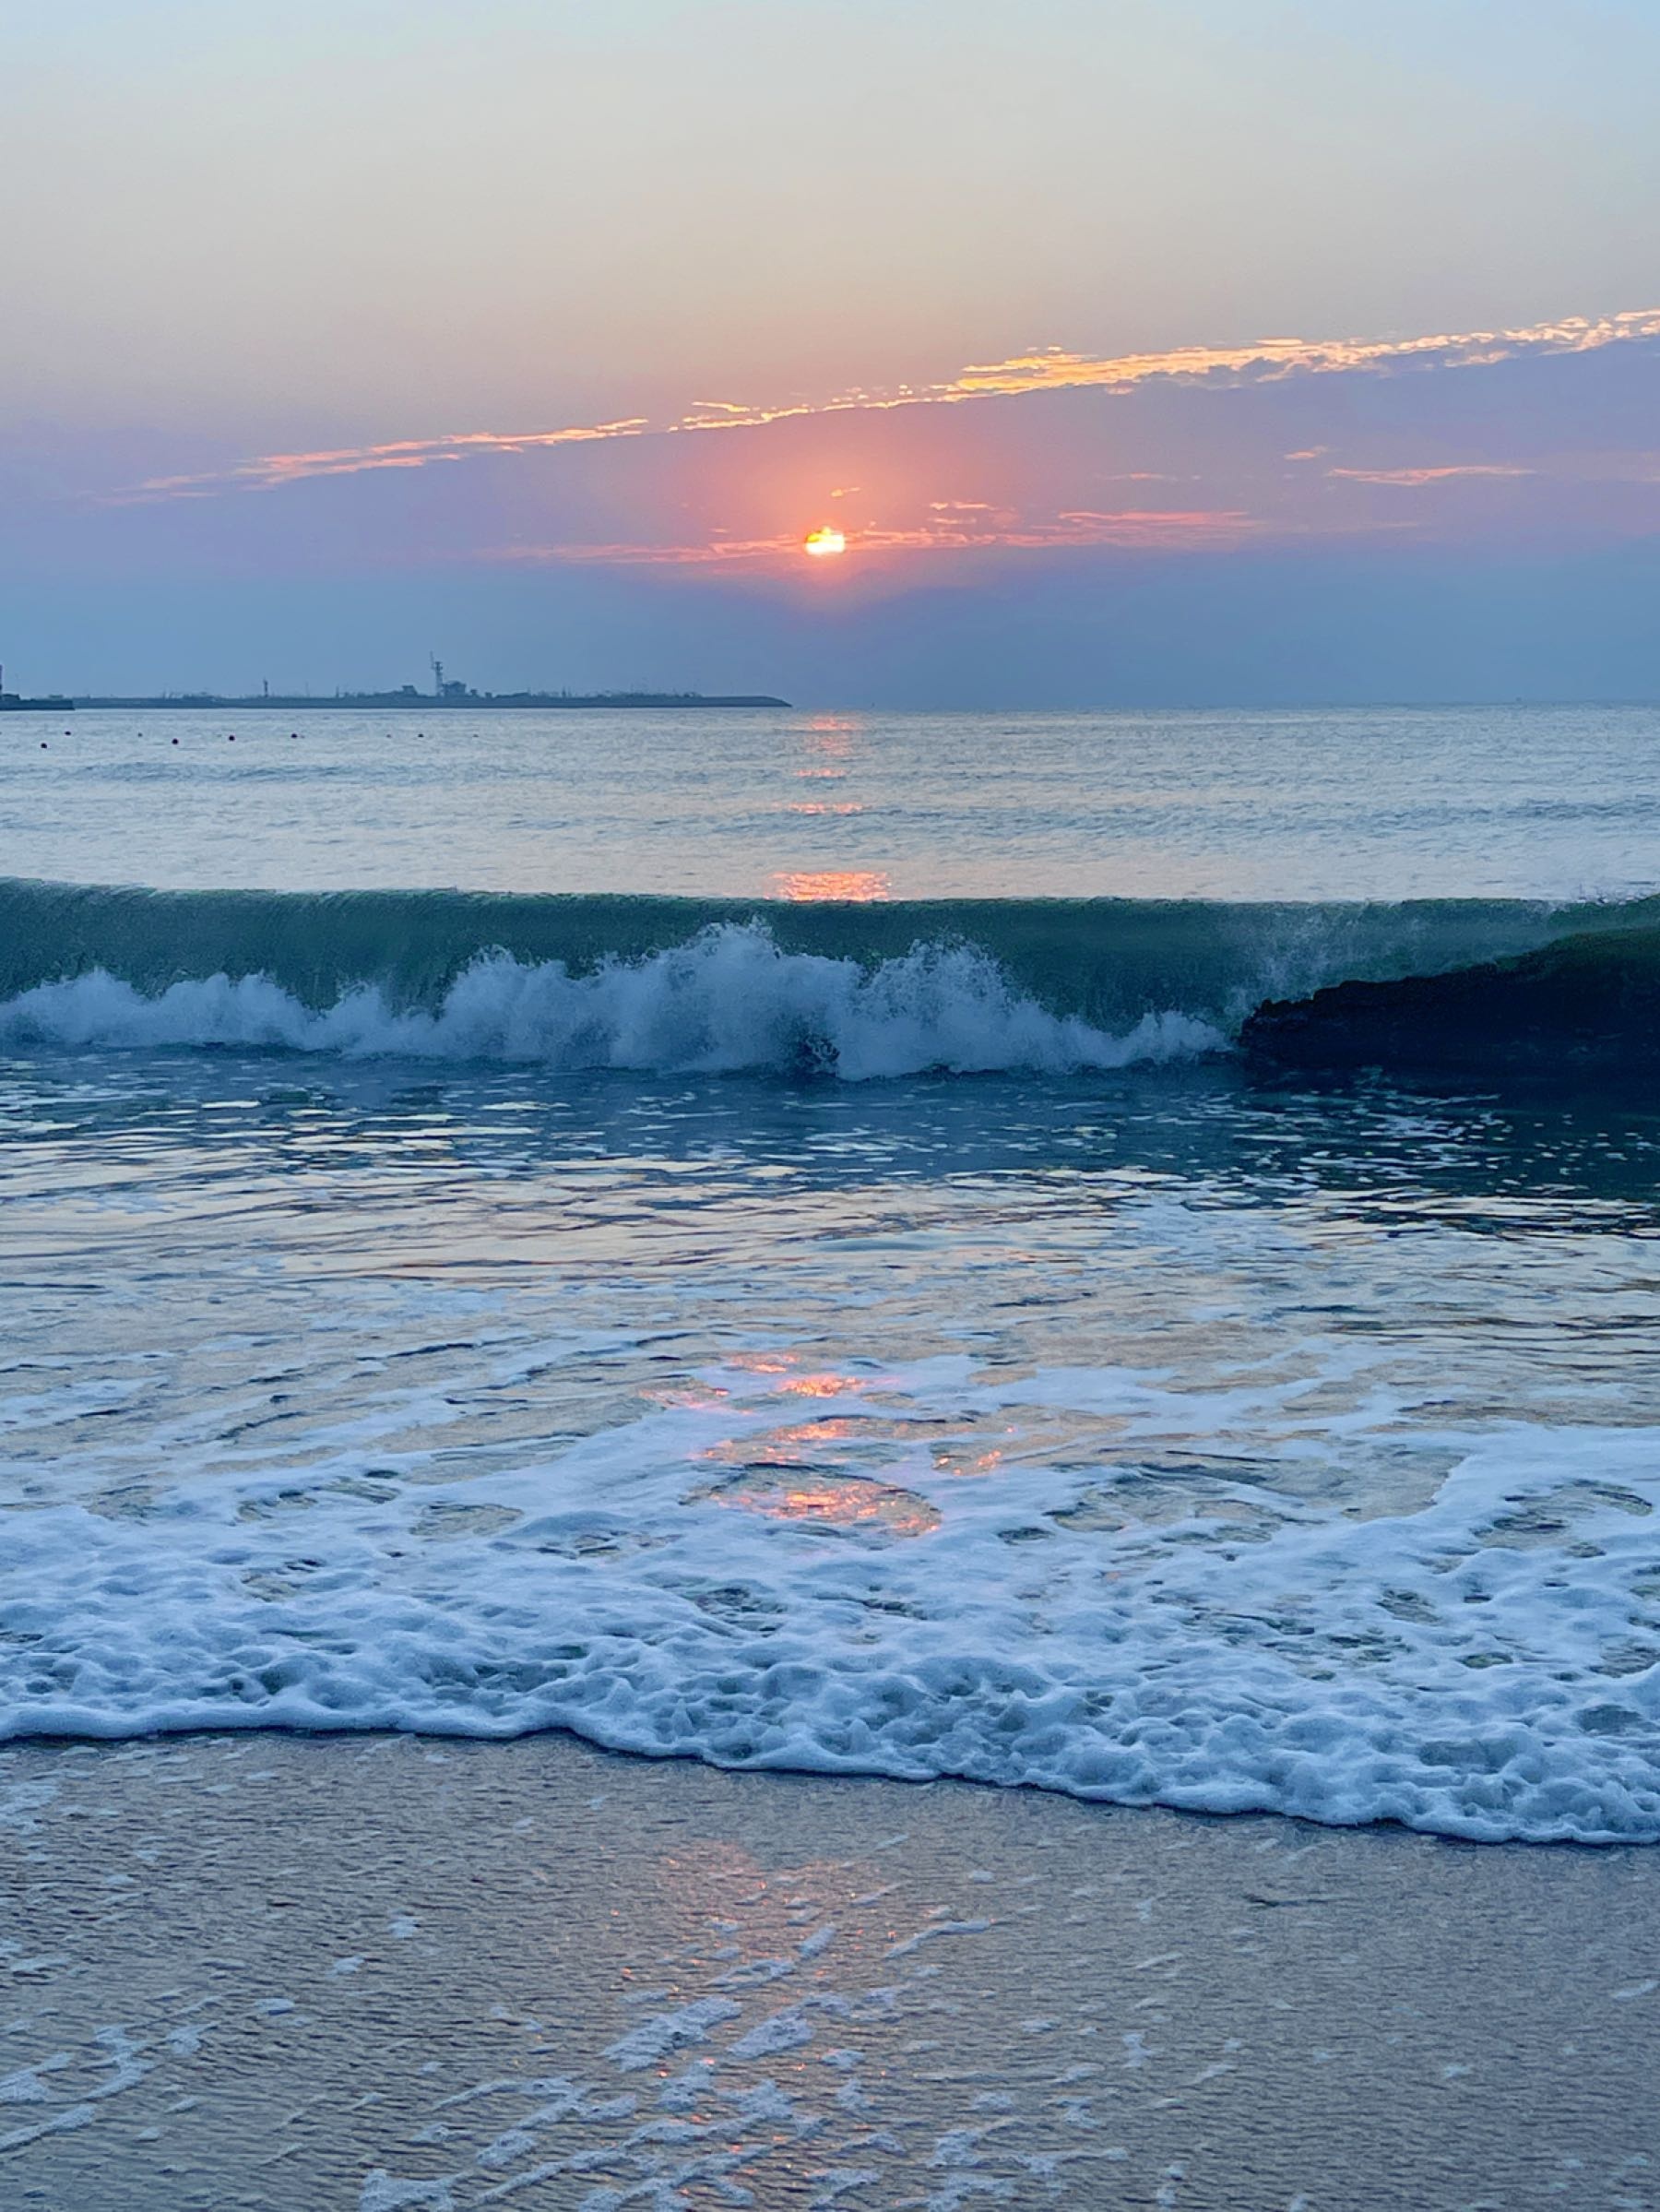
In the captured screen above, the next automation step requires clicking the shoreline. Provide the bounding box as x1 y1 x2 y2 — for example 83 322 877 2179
5 1730 1657 2210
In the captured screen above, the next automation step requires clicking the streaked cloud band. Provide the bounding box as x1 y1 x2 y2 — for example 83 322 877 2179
118 306 1660 505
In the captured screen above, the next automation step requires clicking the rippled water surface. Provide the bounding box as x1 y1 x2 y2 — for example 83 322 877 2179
2 708 1659 1839
5 701 1660 898
6 1052 1660 1838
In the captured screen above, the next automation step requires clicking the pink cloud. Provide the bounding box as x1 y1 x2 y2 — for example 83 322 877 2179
1327 463 1536 486
107 305 1660 505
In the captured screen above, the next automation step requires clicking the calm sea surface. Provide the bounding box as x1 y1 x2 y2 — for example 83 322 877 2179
5 701 1660 898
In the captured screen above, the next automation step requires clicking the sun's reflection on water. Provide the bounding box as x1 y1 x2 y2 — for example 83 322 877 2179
766 715 886 898
772 870 891 902
693 1471 942 1537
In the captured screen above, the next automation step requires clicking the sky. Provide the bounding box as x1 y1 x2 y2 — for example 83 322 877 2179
3 0 1658 703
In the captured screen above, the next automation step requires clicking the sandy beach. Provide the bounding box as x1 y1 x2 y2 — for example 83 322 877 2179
4 1732 1657 2210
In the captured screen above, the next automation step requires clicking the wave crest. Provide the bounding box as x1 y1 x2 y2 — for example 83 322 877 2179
0 924 1223 1078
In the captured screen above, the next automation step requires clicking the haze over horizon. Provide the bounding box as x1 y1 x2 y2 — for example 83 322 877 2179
6 0 1660 705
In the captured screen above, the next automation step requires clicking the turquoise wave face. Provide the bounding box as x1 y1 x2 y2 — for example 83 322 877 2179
5 880 1656 1032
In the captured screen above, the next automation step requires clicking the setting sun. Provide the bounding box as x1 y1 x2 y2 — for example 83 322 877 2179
802 525 847 558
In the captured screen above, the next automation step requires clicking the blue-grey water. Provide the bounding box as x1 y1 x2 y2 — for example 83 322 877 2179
3 704 1660 1841
6 703 1660 898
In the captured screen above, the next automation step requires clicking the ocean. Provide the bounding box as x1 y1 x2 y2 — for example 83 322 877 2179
5 703 1660 1844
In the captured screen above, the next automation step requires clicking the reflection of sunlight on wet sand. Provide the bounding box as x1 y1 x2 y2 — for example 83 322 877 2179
773 870 891 902
644 1835 897 1981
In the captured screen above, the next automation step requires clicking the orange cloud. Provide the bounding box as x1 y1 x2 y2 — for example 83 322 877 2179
929 312 1660 402
110 305 1660 504
115 420 649 505
1327 463 1536 485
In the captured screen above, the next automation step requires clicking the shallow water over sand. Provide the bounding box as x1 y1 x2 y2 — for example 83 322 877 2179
5 1054 1660 1839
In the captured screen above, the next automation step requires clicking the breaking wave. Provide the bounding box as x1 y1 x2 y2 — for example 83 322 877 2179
0 877 1654 1078
0 933 1218 1078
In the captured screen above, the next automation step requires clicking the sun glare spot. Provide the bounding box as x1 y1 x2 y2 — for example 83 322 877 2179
773 870 892 903
803 526 847 558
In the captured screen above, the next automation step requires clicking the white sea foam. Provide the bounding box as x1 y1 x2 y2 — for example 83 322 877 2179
4 1343 1658 1843
0 927 1221 1078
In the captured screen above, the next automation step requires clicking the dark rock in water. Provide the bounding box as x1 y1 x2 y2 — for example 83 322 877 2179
1241 924 1660 1076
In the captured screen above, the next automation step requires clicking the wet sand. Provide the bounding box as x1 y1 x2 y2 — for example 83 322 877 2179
3 1731 1657 2210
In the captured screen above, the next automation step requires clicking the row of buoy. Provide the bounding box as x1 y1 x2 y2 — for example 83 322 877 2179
26 728 431 747
30 729 313 749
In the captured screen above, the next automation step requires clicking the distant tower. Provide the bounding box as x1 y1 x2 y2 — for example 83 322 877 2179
431 655 445 699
